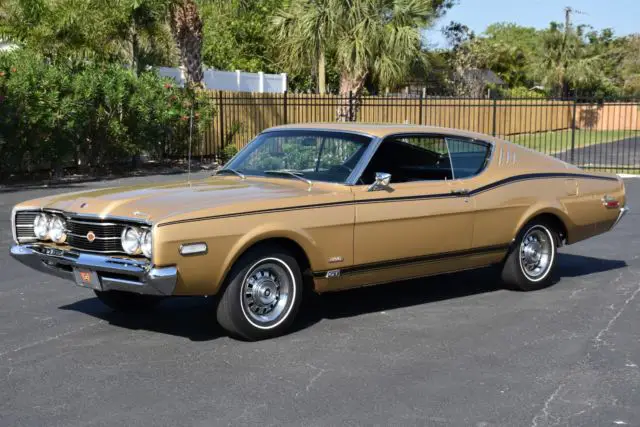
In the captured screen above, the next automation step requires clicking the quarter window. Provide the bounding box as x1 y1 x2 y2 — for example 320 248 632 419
446 138 491 179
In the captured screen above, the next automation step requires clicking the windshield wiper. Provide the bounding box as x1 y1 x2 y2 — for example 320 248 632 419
215 168 245 179
265 170 312 187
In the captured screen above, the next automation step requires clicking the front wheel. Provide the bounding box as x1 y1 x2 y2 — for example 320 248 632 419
501 220 558 291
216 245 303 340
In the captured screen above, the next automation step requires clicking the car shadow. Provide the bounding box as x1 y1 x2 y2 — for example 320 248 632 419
59 253 627 341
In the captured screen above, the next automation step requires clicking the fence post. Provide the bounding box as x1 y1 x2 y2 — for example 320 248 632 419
492 98 497 137
348 91 354 122
570 94 578 164
283 90 288 125
418 90 424 125
218 91 224 158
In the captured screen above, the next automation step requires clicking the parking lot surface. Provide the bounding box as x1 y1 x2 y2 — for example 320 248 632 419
1 173 639 427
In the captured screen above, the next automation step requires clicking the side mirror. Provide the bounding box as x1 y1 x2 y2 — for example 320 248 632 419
368 172 392 192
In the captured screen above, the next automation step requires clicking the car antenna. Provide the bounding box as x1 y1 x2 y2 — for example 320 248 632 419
187 101 193 185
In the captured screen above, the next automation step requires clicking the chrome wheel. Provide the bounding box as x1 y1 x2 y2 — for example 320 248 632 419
240 258 294 328
519 225 554 281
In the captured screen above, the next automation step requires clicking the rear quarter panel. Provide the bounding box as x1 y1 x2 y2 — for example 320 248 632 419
471 140 623 249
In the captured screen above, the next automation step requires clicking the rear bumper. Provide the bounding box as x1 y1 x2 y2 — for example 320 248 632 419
610 206 630 231
10 244 177 296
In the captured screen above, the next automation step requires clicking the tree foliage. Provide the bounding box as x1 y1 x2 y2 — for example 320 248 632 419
0 48 213 177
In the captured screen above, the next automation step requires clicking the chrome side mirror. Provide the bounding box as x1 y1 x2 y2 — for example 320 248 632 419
368 172 392 192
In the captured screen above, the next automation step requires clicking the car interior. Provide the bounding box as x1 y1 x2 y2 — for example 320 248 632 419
359 136 491 185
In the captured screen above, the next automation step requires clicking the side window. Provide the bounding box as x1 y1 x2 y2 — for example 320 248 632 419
446 138 491 179
360 135 453 184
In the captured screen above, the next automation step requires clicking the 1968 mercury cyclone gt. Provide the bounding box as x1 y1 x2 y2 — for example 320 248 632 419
10 124 628 340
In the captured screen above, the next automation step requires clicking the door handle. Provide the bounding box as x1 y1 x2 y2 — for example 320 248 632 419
450 188 470 196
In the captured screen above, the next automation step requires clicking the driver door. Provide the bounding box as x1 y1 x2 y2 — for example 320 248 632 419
342 134 477 289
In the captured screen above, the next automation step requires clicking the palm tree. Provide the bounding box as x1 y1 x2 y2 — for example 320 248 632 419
272 0 340 94
169 0 204 88
273 0 451 120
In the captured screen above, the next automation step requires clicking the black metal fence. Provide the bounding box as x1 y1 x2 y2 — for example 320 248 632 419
194 92 640 173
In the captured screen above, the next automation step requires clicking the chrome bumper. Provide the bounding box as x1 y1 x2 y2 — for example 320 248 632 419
610 206 630 230
10 244 177 296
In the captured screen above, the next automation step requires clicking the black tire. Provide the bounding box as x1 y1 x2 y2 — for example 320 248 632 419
216 244 303 341
501 219 558 291
94 290 164 312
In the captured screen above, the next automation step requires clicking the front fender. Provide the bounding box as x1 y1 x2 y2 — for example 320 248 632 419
217 223 323 291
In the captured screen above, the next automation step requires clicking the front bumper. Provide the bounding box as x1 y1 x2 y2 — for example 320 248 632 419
10 244 177 296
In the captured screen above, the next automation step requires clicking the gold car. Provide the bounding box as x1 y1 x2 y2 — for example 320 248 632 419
10 124 628 340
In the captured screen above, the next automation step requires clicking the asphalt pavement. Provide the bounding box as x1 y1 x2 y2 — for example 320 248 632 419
554 136 640 169
1 172 639 427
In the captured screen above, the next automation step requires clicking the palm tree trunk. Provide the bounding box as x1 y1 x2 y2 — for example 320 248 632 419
170 0 204 88
336 71 366 122
318 47 326 95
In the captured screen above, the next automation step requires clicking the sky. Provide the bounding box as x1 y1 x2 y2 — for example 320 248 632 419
426 0 640 47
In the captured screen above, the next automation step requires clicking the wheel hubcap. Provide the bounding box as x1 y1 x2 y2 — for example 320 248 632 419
519 226 553 280
241 260 291 324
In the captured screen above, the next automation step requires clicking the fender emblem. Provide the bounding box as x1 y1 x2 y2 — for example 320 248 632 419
86 231 96 242
328 256 344 263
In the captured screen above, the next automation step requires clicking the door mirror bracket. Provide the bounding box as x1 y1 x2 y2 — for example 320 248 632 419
368 172 393 192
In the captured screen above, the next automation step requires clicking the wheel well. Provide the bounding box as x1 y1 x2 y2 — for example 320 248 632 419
529 213 568 245
226 237 313 286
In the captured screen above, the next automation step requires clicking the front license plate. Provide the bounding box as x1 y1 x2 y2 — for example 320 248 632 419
73 269 102 290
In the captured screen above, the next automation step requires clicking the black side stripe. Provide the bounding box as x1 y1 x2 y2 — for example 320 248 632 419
312 244 510 278
157 172 618 227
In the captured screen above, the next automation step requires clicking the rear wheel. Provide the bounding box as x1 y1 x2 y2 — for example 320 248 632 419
94 290 163 312
216 245 303 341
501 220 558 291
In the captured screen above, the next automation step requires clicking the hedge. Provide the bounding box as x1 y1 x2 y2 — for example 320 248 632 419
0 49 214 178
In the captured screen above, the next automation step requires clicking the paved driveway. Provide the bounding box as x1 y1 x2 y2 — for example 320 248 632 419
554 136 640 169
1 174 639 426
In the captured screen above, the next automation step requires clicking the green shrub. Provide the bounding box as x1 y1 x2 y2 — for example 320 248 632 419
0 49 215 178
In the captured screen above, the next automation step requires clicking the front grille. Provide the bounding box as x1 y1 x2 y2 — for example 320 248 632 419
15 211 38 241
66 219 127 254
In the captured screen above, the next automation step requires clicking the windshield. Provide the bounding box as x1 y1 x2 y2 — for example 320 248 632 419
224 130 372 184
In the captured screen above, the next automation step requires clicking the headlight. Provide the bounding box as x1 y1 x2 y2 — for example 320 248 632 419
33 213 51 240
121 227 142 255
49 216 67 243
141 230 152 258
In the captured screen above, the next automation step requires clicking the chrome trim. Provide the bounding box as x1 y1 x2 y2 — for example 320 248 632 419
261 127 377 139
65 213 151 226
66 232 121 240
179 242 208 256
16 224 35 228
9 244 176 296
12 206 40 244
346 136 384 185
67 219 128 227
610 206 629 231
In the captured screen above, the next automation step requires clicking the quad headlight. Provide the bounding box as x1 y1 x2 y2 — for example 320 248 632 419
121 226 152 258
33 213 51 240
33 213 67 243
141 230 152 258
49 216 67 243
121 227 142 255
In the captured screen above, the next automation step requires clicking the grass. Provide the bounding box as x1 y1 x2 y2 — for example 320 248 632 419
509 129 640 154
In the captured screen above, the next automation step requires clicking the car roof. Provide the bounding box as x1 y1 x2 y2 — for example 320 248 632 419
265 123 497 141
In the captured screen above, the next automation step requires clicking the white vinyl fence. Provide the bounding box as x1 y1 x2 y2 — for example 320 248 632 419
158 67 287 93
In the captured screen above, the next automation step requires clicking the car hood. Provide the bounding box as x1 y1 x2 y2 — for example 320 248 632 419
30 177 342 223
